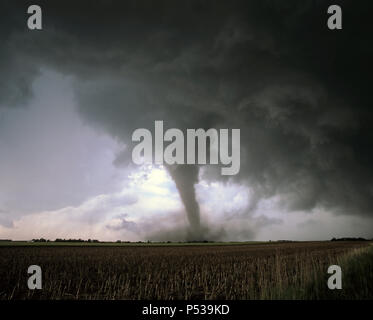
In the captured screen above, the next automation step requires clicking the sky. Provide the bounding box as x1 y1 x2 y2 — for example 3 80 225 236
1 0 373 241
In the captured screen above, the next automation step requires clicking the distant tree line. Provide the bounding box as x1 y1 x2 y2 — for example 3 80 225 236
331 237 369 241
55 238 100 243
31 238 100 243
18 237 373 243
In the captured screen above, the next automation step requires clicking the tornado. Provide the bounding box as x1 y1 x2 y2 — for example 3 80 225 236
166 164 202 240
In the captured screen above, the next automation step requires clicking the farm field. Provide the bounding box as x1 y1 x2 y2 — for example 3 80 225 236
0 241 372 300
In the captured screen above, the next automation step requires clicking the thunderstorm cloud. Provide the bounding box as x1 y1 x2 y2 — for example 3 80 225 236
0 0 373 240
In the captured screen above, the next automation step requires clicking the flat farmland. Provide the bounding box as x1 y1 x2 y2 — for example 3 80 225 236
0 241 372 300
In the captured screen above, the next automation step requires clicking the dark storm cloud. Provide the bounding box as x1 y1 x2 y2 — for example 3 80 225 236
1 0 373 222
